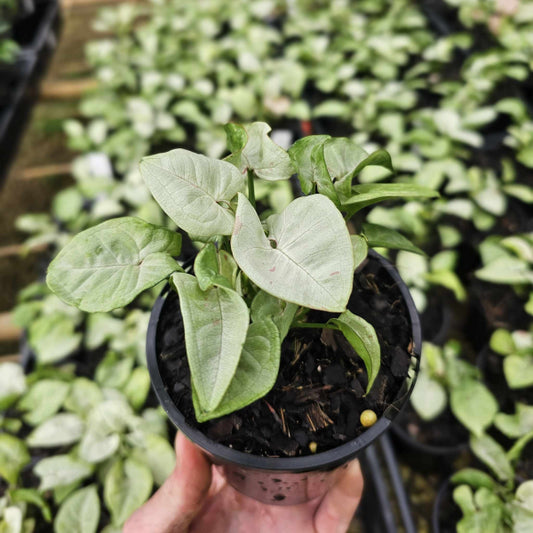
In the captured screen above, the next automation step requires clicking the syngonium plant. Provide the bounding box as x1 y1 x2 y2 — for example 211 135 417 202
46 122 437 423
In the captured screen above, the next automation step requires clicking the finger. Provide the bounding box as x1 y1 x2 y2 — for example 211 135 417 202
124 432 212 533
314 460 364 533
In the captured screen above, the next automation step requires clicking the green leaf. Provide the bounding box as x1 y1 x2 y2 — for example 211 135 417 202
95 353 134 390
140 149 246 237
130 434 175 487
85 314 124 351
35 455 93 491
494 404 533 438
122 367 151 410
352 149 394 176
450 469 496 490
323 138 368 198
362 223 424 255
28 314 82 364
104 458 153 527
0 506 23 533
328 310 380 393
9 489 52 522
410 372 447 421
47 217 181 312
425 270 467 301
0 434 30 485
18 380 70 426
250 291 297 342
470 433 513 482
343 183 438 214
194 319 281 422
63 378 103 416
475 257 533 285
54 485 100 533
453 485 476 516
232 194 354 312
504 355 533 389
27 414 84 448
0 363 26 410
490 329 515 355
288 135 331 194
171 273 249 415
194 243 233 290
225 122 294 181
450 381 497 437
351 235 368 270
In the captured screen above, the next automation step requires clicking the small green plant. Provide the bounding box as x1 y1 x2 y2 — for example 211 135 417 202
451 427 533 533
410 341 498 436
46 122 437 423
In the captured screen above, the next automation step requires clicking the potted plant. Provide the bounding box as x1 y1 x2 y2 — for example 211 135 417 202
46 122 436 504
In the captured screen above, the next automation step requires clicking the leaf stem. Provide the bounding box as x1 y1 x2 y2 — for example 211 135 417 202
247 170 256 209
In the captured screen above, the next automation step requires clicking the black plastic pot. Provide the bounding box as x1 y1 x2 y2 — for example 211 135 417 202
391 407 469 463
146 250 422 505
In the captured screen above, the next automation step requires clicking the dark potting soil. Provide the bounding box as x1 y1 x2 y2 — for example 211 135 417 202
396 403 469 449
157 255 414 458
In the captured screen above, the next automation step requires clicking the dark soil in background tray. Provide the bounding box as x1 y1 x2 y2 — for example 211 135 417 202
157 254 414 458
395 403 469 449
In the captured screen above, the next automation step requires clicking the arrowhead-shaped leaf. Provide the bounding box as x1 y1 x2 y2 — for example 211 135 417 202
288 135 331 194
231 194 354 312
171 273 249 414
193 319 281 422
225 122 294 181
328 310 381 393
47 217 181 312
140 149 246 237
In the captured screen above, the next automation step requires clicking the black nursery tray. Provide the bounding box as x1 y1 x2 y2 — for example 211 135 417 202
0 0 60 186
358 433 417 533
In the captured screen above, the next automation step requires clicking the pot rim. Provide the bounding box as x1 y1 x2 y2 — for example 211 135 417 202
146 250 422 472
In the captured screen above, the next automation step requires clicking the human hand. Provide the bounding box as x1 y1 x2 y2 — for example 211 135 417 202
124 432 364 533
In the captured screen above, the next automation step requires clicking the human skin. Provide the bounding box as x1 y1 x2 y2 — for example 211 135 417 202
124 432 365 533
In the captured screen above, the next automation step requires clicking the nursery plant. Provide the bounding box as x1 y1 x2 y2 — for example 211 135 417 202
46 122 437 432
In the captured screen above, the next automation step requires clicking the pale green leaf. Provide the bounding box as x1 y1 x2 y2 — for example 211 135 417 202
35 456 93 491
18 380 70 426
410 372 447 421
171 273 249 414
504 355 533 389
122 367 151 410
351 235 368 270
27 414 84 448
0 435 30 485
494 404 533 438
131 434 175 486
0 363 26 410
194 319 281 422
475 257 533 285
362 223 424 255
225 122 294 181
63 378 103 416
288 135 330 194
140 149 245 237
425 270 467 301
47 217 181 312
9 489 52 522
250 291 297 342
450 381 497 436
470 433 513 481
104 458 153 527
194 243 233 291
232 194 354 312
328 311 380 393
79 432 120 464
54 485 100 533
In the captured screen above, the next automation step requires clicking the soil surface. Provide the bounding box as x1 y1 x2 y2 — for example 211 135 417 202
157 254 414 458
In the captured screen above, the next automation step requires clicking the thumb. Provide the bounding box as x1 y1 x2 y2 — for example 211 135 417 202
314 460 364 533
124 432 212 533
